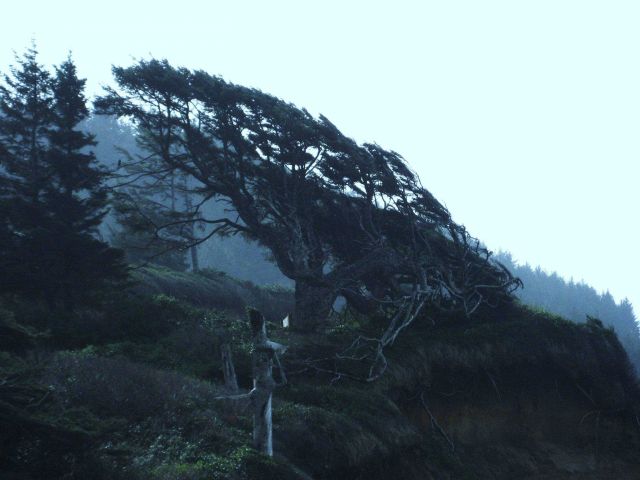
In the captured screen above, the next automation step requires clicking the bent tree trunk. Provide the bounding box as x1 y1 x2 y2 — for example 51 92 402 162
248 309 286 456
292 281 336 332
190 244 199 272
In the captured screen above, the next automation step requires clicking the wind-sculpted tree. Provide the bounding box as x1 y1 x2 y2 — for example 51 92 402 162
96 60 519 374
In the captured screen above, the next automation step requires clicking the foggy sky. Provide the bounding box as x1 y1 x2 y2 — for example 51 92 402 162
2 0 639 315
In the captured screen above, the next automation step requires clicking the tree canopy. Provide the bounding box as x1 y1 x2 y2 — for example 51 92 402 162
0 48 127 309
96 59 519 356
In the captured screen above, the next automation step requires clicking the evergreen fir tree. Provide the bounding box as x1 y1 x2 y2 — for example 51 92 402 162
45 56 127 308
110 187 190 271
0 48 127 308
0 46 55 299
107 125 195 272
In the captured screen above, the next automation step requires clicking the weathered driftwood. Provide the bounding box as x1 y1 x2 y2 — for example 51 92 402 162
248 308 286 456
213 309 286 456
220 343 239 393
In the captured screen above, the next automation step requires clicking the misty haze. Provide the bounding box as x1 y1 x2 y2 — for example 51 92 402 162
1 1 639 479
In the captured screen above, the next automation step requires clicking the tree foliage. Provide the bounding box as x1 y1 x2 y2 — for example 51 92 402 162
108 147 191 271
0 47 127 309
96 59 520 364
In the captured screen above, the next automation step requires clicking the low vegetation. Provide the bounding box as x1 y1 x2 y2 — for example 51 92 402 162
2 268 639 479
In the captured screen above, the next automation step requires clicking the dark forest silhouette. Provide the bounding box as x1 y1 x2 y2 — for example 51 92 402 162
495 252 640 369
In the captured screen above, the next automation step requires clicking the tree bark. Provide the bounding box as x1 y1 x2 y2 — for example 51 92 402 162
190 244 199 272
291 281 336 332
184 190 200 272
252 388 273 456
248 309 286 456
220 343 238 393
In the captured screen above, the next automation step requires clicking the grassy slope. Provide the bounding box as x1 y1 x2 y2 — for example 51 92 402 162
1 268 640 479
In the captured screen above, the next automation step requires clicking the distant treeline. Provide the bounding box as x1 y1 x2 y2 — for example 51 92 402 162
495 252 640 369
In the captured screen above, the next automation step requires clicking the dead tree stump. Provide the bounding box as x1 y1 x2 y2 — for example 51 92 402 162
220 342 239 393
248 308 286 456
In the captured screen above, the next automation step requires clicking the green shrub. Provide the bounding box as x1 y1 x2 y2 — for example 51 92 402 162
45 352 221 421
133 266 293 322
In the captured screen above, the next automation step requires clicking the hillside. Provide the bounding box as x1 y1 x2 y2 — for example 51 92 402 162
2 267 640 479
495 252 640 371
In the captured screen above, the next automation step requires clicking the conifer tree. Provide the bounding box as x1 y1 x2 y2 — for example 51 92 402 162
110 187 190 271
45 56 127 308
0 48 127 308
97 59 519 334
0 46 55 299
107 122 196 271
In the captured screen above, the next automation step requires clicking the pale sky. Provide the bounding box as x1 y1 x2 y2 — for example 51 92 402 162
2 1 639 314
